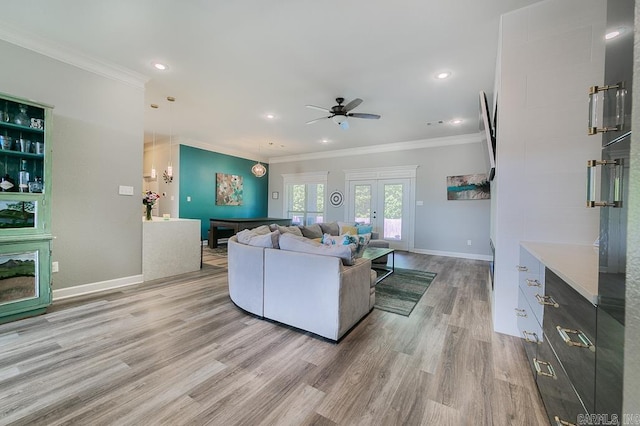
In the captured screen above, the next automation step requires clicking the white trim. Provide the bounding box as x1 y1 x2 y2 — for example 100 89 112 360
411 248 492 262
282 171 329 185
344 165 418 181
0 21 148 89
269 133 481 164
52 274 144 301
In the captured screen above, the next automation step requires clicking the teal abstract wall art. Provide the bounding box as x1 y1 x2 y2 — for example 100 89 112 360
446 174 490 200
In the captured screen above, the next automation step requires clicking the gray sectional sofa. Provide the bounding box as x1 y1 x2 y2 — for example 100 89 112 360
227 233 376 341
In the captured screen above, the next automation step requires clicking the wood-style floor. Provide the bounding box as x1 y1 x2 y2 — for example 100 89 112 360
0 249 548 425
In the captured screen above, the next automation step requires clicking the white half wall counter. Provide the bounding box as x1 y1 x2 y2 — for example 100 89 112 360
143 218 201 281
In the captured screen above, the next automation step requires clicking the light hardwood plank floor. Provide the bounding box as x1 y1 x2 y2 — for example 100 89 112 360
0 250 548 425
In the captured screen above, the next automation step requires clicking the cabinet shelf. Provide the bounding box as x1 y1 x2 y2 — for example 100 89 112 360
0 121 45 135
0 150 44 160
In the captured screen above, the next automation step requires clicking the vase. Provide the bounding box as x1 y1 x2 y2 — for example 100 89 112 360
145 204 153 221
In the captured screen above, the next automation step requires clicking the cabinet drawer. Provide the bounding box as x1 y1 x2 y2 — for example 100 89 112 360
595 307 623 421
518 247 541 276
544 269 596 413
519 272 545 325
516 288 542 376
536 336 587 425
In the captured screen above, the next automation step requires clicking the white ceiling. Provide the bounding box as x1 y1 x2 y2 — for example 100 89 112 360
0 0 541 160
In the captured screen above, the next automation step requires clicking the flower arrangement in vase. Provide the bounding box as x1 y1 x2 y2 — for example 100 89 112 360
143 191 161 221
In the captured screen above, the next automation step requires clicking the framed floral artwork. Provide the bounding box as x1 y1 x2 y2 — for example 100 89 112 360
216 173 243 206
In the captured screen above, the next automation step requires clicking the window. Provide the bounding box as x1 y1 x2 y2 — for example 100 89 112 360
282 172 328 226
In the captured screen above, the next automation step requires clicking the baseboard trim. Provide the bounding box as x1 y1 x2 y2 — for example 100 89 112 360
410 248 492 262
52 275 144 301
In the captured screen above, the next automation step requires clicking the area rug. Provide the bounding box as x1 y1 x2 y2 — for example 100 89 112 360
374 268 437 316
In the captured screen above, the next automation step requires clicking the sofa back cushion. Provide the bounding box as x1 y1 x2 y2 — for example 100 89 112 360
279 233 355 266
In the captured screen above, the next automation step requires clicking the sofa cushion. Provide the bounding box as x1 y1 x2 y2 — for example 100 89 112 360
237 229 280 248
279 233 355 266
299 223 323 239
319 222 339 236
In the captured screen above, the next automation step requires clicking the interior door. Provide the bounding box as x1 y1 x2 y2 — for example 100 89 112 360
349 179 410 250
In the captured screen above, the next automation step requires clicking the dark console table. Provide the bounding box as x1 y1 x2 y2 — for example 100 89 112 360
208 217 291 248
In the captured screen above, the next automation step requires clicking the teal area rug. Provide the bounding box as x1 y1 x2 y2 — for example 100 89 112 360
374 268 437 316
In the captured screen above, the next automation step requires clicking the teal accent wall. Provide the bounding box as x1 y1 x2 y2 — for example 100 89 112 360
179 145 269 239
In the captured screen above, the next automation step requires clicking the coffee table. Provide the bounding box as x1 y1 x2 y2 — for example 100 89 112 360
362 247 395 284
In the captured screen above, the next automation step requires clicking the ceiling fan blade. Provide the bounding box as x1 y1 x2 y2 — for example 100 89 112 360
348 112 381 119
306 116 332 124
343 98 363 112
306 104 332 113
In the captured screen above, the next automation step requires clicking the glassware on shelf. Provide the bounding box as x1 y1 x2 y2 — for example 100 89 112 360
28 177 43 193
13 104 29 127
18 159 29 192
0 135 11 150
1 102 9 122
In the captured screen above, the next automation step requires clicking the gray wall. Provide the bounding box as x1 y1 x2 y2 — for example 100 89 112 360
623 1 640 415
0 40 144 290
268 138 492 258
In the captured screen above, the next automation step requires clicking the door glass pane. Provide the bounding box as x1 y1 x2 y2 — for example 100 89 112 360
0 200 37 229
383 184 403 240
0 250 38 305
354 184 372 224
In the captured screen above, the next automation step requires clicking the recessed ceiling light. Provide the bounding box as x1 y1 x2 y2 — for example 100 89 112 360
266 114 275 119
605 28 625 40
450 118 463 125
152 62 168 71
435 71 451 80
320 139 330 144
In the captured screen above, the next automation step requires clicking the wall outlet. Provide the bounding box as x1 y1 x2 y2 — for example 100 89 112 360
467 240 472 246
52 261 59 273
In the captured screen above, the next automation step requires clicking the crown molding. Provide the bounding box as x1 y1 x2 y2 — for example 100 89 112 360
268 133 481 164
0 21 148 89
177 137 269 163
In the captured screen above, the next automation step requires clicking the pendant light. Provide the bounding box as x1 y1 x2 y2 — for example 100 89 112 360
251 142 267 177
150 103 158 179
166 96 175 179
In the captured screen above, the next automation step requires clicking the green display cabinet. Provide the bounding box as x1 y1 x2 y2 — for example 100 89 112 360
0 92 53 324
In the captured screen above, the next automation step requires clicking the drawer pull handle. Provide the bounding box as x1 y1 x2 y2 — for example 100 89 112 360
535 293 559 308
516 265 528 272
556 326 595 352
522 330 540 344
554 416 577 426
514 308 527 317
533 357 556 379
526 279 541 287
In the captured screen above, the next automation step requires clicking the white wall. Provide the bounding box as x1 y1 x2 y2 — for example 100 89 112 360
0 40 145 291
492 0 605 336
623 0 640 414
268 136 492 259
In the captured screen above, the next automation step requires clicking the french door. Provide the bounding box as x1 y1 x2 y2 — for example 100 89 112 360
348 179 411 250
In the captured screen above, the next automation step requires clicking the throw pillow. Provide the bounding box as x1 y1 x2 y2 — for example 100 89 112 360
338 221 358 235
279 233 355 266
299 223 323 239
276 225 303 237
236 229 280 248
356 224 373 234
318 222 339 236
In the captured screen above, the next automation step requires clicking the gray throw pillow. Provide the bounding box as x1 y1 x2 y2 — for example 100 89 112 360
319 222 339 236
300 223 323 239
277 225 303 237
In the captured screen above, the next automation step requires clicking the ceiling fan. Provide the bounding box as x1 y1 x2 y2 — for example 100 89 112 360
305 97 381 130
